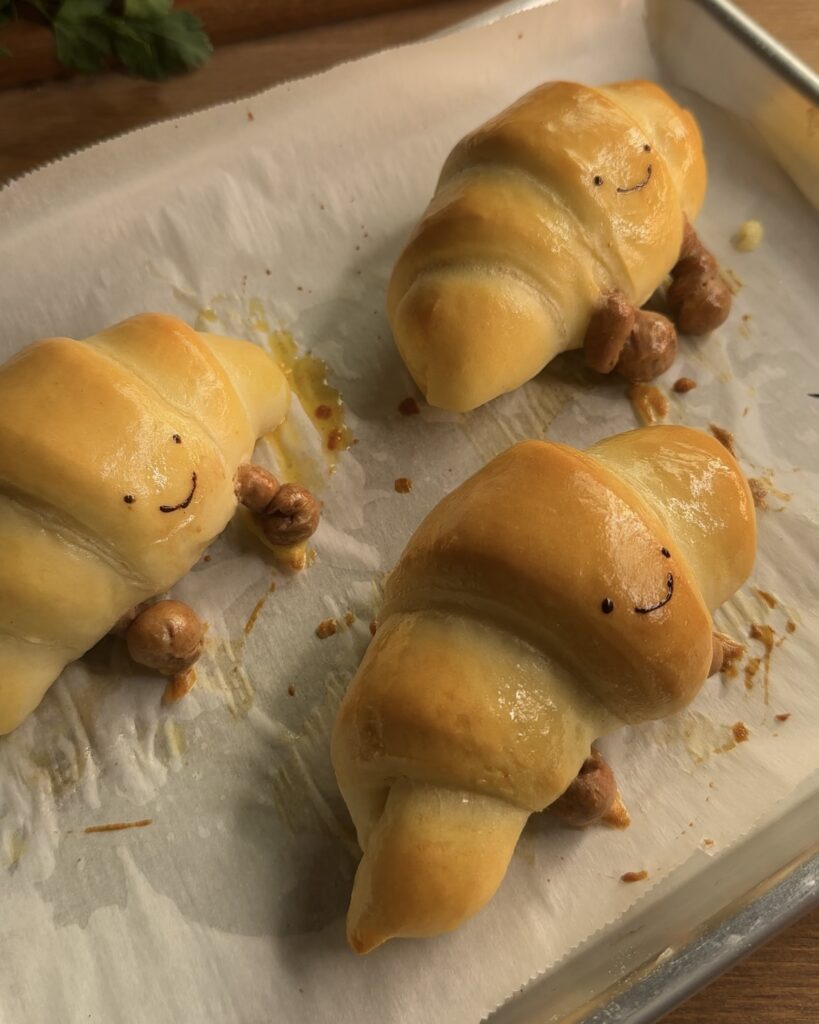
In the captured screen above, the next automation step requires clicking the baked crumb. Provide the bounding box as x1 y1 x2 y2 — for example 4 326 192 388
749 478 768 509
369 620 377 636
398 396 420 416
709 424 736 457
672 377 697 393
602 794 631 829
394 477 413 494
703 838 715 847
732 220 764 252
775 712 790 722
621 870 648 883
85 819 152 834
315 618 338 639
344 610 356 626
287 684 296 697
732 721 750 743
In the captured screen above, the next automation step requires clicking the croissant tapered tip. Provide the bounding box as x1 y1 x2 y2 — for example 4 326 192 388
347 920 387 955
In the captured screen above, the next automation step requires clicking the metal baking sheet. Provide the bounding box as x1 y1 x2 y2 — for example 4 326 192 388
0 2 816 1022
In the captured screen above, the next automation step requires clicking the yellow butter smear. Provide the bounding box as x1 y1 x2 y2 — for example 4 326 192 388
197 298 354 496
248 300 354 480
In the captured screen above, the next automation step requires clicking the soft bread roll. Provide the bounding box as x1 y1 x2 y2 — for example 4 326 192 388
388 80 707 410
332 425 755 952
0 313 289 734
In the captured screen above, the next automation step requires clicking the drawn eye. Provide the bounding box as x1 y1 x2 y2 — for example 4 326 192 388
601 598 615 614
661 547 670 558
643 144 651 152
172 434 182 444
593 175 604 187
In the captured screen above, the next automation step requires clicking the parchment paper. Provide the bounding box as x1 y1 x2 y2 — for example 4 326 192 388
0 2 817 1022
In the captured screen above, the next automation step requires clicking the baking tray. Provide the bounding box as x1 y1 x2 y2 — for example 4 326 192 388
488 1 819 1020
0 2 816 1022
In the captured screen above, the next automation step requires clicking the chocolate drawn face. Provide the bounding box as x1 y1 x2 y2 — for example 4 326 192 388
123 434 198 513
592 143 653 195
600 545 674 616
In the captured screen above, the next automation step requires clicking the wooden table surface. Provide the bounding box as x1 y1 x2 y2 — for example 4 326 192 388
1 1 817 1020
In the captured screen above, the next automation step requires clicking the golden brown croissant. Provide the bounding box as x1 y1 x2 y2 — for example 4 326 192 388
388 80 714 411
0 313 292 735
332 425 756 952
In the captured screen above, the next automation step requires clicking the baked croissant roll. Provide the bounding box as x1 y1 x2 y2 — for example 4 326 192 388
0 314 290 735
388 80 712 411
332 425 755 952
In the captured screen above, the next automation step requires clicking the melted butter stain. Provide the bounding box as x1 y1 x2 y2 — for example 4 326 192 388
162 668 197 705
628 384 669 426
4 831 25 870
244 580 277 636
246 300 354 479
745 623 783 704
163 719 187 759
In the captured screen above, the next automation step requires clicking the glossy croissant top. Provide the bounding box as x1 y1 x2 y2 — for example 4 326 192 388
0 314 289 734
332 425 755 953
388 79 707 410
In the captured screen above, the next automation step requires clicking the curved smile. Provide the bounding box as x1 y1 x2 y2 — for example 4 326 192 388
616 163 653 194
635 572 674 614
159 472 197 513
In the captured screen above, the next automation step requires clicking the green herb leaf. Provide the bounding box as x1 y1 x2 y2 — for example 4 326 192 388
52 0 112 73
123 0 171 18
113 8 209 79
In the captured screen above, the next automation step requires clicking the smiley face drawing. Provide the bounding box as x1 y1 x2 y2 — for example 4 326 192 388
388 78 725 412
0 314 320 735
332 424 756 952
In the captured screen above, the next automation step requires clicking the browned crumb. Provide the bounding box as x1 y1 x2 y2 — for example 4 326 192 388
394 477 413 494
673 377 697 393
749 478 768 509
85 819 152 834
315 618 338 639
709 424 736 457
327 428 344 451
732 721 750 743
162 668 197 705
314 404 333 420
203 554 212 563
344 611 356 627
753 587 777 609
602 794 631 829
287 684 296 697
246 110 254 122
713 631 745 679
775 712 791 722
703 838 715 847
621 870 648 883
369 620 377 636
398 396 421 416
265 269 271 276
786 620 797 634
